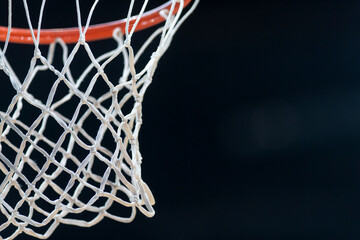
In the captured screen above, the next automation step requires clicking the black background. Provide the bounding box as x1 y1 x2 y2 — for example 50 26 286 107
2 0 360 239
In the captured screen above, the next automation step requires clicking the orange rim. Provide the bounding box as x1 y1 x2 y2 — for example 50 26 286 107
0 0 192 45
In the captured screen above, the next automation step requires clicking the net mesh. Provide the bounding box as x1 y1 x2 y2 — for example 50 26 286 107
0 0 198 239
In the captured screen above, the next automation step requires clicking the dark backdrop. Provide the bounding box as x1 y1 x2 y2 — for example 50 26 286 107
2 0 360 239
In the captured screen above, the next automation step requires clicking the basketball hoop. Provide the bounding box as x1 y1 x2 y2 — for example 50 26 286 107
0 0 193 44
0 0 199 239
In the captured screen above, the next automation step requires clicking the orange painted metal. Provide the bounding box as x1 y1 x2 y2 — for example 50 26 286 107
0 0 192 44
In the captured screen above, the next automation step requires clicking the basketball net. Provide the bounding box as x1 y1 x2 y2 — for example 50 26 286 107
0 0 198 239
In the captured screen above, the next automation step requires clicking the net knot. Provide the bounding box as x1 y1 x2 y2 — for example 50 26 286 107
111 88 118 95
19 223 26 231
151 52 160 61
55 200 62 210
34 49 42 58
81 96 88 105
90 146 97 154
159 9 169 19
135 96 143 103
130 195 140 204
79 35 86 45
98 68 105 75
129 139 136 145
115 135 122 143
124 38 131 47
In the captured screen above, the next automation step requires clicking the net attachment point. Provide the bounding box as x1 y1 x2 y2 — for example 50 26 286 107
0 0 193 45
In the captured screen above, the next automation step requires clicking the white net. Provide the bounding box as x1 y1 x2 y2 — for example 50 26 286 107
0 0 198 239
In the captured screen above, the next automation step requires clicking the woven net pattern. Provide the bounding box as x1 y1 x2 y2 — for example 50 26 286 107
0 0 198 239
